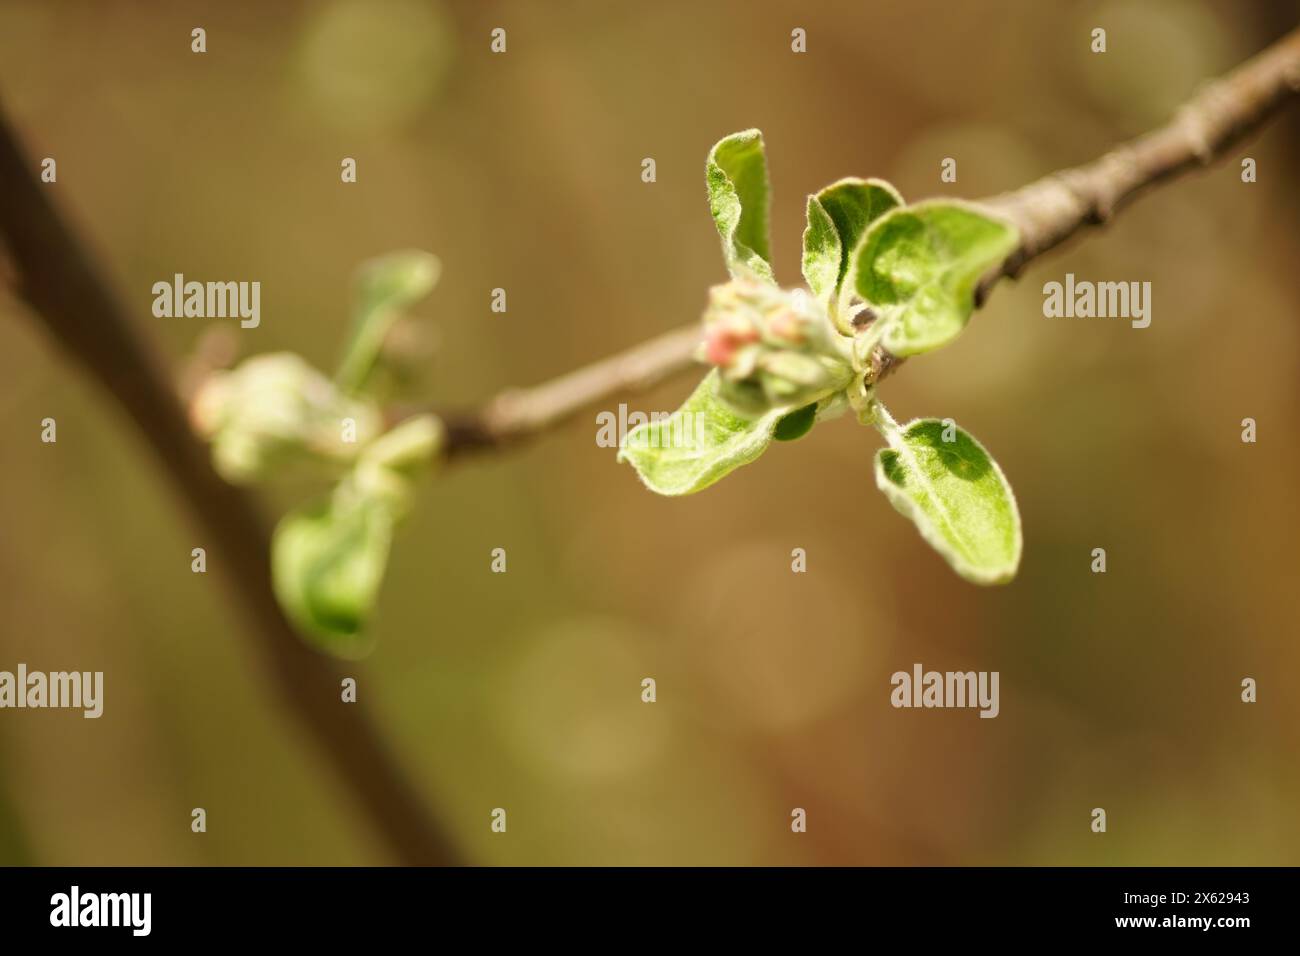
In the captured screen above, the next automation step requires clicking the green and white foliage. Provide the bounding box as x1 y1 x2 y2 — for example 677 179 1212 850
853 201 1018 356
705 129 775 283
192 251 443 654
620 130 1024 585
872 408 1021 584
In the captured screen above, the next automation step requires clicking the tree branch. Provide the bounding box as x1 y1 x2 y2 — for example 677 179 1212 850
0 109 464 866
440 24 1300 461
441 324 702 460
976 22 1300 296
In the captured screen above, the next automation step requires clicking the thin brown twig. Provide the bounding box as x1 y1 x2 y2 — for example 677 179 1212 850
0 109 464 867
440 24 1300 460
441 324 702 460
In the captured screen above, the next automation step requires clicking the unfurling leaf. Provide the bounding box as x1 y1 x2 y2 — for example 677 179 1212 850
191 352 382 483
873 418 1021 584
618 369 786 495
853 201 1017 356
271 498 393 655
706 130 774 282
336 250 441 395
802 178 902 317
801 197 840 303
344 413 443 518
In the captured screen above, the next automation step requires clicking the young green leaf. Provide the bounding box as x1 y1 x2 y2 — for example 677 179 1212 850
271 498 394 656
706 130 775 282
852 201 1017 356
327 413 442 527
193 352 383 483
618 369 787 495
336 250 441 395
802 178 902 315
801 197 839 303
873 417 1021 584
773 402 817 441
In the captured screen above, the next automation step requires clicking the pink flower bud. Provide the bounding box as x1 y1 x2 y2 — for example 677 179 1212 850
704 321 758 367
767 309 806 345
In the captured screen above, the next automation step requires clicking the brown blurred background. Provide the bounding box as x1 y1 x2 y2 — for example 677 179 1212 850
1 0 1298 865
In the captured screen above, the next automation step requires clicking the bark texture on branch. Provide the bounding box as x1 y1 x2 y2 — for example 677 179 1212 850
441 25 1300 458
977 23 1300 295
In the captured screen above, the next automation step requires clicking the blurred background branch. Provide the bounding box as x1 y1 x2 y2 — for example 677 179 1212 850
0 107 464 867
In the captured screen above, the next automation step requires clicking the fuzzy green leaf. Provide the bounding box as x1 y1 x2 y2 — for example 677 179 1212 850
874 418 1021 584
801 197 839 302
853 201 1017 356
271 498 393 655
618 369 786 495
773 402 818 442
802 178 902 307
706 130 774 282
336 250 440 395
